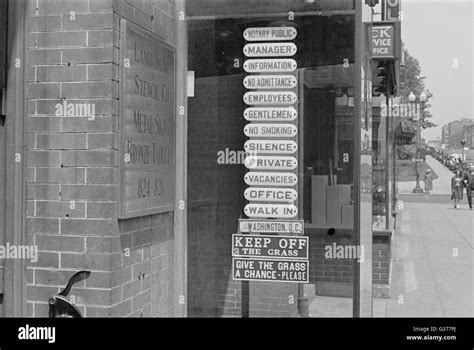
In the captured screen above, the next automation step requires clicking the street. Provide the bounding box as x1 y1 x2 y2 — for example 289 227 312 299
308 155 473 317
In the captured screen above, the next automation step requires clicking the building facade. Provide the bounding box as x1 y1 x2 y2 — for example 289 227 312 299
0 0 401 317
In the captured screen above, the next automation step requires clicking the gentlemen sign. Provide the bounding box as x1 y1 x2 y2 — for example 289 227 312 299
232 234 308 259
119 21 176 218
371 23 395 59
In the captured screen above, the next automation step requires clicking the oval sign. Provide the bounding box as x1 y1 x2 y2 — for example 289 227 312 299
243 59 297 73
244 172 298 186
244 124 297 138
244 156 298 170
243 27 297 42
244 187 298 202
244 107 297 122
244 140 298 154
243 43 297 57
244 91 297 105
244 204 298 218
244 75 297 90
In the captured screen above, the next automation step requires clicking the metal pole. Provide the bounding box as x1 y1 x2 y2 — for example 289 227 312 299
413 101 422 193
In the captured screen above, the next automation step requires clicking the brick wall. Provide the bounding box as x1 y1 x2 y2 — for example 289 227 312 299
307 228 391 298
24 0 177 317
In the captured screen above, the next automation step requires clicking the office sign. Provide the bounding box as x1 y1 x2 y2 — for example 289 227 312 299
244 107 297 122
244 203 298 218
243 59 297 73
244 91 297 105
244 75 297 89
233 258 309 283
244 187 298 202
244 156 298 170
239 219 304 234
232 234 308 259
244 140 298 154
244 172 298 186
243 27 297 42
371 24 394 59
119 20 176 218
243 43 297 57
244 124 297 138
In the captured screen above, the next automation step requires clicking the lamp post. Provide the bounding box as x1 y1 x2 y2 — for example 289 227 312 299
461 139 466 162
410 91 426 193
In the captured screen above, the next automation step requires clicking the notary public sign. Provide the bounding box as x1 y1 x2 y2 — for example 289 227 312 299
371 23 394 59
244 91 297 105
232 234 308 259
233 258 309 283
243 59 297 73
244 187 298 202
244 171 298 187
244 203 298 218
239 219 304 234
119 20 176 218
244 75 297 89
243 27 297 42
244 107 297 122
243 43 297 57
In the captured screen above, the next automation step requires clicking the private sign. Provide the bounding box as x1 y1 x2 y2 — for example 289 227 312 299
244 156 298 170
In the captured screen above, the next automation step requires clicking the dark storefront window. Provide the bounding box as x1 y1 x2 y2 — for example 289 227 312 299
186 0 365 317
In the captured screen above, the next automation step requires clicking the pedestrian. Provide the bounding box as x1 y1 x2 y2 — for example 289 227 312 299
462 168 473 210
423 169 433 194
451 170 463 209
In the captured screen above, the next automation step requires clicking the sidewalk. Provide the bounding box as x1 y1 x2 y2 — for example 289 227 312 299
397 155 453 195
307 197 473 317
376 199 473 317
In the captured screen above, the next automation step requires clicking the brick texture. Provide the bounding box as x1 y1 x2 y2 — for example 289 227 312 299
24 0 177 317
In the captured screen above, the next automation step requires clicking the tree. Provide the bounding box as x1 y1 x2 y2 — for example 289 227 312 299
399 45 436 128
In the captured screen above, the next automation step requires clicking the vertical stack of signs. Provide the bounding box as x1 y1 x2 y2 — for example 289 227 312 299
232 26 308 284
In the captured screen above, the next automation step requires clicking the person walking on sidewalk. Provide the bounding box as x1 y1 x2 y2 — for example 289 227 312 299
451 170 463 209
462 169 473 210
423 169 433 194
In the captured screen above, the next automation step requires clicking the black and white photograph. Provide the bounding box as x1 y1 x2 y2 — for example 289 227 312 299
0 0 472 347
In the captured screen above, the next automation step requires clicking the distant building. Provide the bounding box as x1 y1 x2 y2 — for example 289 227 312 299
463 125 474 149
442 119 474 150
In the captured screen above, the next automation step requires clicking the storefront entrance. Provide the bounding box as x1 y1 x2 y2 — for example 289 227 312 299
185 0 371 317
